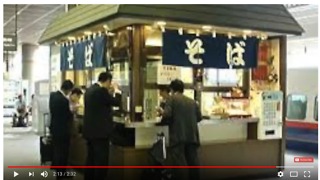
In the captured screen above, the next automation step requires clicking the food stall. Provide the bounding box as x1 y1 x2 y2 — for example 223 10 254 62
39 5 303 179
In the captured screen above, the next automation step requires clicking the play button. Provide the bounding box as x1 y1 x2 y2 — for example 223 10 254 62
14 171 19 177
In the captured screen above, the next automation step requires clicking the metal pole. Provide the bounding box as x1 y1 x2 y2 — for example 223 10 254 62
15 4 18 36
5 51 9 72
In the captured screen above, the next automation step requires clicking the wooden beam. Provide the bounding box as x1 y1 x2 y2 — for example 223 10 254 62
131 25 145 121
279 36 287 168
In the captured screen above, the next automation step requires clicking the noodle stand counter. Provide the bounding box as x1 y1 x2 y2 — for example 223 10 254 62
39 5 304 180
113 117 259 148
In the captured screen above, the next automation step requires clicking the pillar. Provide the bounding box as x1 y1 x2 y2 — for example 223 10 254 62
65 4 79 12
21 43 38 103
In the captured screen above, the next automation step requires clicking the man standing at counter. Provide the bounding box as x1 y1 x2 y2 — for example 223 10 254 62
49 80 74 179
158 79 202 180
83 72 121 180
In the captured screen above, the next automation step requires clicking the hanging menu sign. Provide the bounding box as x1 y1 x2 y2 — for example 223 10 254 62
4 35 17 51
60 36 106 71
157 64 181 85
162 30 258 69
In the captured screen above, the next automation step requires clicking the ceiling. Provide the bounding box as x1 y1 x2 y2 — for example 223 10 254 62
3 4 318 46
286 4 318 55
3 4 65 45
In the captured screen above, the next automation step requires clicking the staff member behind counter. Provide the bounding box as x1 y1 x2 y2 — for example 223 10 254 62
159 85 171 109
69 87 83 114
83 72 121 180
156 86 171 125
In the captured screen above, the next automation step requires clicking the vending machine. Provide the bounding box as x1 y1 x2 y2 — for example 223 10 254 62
254 91 283 140
32 80 50 136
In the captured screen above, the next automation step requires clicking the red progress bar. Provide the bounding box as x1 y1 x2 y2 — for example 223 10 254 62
8 166 277 169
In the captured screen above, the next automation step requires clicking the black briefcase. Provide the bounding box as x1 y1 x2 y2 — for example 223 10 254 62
149 132 167 164
39 113 53 165
40 136 53 165
141 133 172 180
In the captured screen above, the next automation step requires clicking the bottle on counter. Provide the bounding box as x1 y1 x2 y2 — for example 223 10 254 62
134 106 143 122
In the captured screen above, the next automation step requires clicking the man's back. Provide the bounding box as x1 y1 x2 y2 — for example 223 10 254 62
83 84 117 139
163 94 201 146
49 91 72 137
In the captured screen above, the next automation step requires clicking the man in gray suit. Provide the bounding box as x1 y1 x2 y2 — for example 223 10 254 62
158 79 202 180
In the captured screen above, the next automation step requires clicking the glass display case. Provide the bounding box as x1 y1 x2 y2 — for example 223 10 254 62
201 92 217 117
201 92 251 119
222 97 251 118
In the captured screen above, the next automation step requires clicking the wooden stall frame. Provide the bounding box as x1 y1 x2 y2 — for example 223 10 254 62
279 35 287 169
131 25 145 122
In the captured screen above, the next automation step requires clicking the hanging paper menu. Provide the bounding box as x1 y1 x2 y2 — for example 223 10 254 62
146 61 194 85
158 64 181 84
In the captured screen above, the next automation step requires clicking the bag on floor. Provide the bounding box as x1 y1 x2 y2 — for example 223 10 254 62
40 136 53 165
141 132 172 180
40 113 53 165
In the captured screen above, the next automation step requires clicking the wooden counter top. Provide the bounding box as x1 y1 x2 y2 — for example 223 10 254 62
116 117 258 128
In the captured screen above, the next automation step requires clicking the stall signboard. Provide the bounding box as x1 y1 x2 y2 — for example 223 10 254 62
4 35 17 51
162 30 258 69
60 36 106 71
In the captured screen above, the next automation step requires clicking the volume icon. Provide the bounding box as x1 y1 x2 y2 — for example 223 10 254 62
41 171 48 178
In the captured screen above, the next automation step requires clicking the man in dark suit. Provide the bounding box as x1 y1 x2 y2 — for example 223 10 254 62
49 80 74 179
83 72 121 180
158 79 202 180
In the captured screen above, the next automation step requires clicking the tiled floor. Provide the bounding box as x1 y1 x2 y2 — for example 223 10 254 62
3 118 318 180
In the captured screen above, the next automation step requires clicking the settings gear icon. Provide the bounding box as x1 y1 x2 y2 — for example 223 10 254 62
278 171 284 177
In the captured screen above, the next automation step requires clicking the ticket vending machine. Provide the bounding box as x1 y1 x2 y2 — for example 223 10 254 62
255 91 283 140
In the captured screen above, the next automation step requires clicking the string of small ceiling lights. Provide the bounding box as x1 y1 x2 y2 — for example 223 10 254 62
55 21 268 46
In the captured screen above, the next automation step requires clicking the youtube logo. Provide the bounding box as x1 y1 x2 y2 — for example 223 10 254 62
29 172 34 177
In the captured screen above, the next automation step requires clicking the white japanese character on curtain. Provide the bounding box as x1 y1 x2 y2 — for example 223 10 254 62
226 41 246 67
85 42 94 68
67 47 74 69
185 38 205 65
